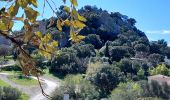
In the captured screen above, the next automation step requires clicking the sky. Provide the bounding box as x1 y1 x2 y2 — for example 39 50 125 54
1 0 170 45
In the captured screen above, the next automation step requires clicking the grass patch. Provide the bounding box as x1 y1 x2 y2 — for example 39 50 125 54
0 55 13 60
8 75 38 86
0 79 10 87
20 93 29 100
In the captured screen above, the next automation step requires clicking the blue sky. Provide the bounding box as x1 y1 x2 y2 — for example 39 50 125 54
1 0 170 45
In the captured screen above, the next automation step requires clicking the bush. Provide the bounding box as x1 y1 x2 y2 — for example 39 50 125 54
134 43 149 52
149 63 170 76
108 82 143 100
84 34 103 49
148 53 164 67
138 80 170 99
0 86 22 100
72 43 96 58
87 63 125 97
117 58 133 75
51 75 99 100
50 48 89 76
1 64 22 71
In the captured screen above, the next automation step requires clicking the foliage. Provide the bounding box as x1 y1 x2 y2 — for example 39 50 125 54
150 63 170 76
1 64 22 71
87 63 125 97
117 58 133 75
150 39 167 55
83 34 103 49
72 42 96 58
134 43 149 52
108 82 143 100
148 53 165 67
137 68 146 80
51 75 99 100
0 86 23 100
50 46 89 76
138 80 170 99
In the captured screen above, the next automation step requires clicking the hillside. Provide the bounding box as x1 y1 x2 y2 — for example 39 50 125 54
8 5 170 100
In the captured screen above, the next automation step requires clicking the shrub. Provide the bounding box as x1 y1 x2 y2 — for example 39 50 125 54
84 34 103 49
1 64 22 71
108 82 143 100
138 80 170 99
87 63 125 97
51 75 99 100
0 86 22 100
134 43 149 52
50 48 89 76
118 58 133 74
72 43 96 58
148 53 164 67
149 63 170 76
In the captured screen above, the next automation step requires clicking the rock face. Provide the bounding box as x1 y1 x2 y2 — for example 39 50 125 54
40 6 148 48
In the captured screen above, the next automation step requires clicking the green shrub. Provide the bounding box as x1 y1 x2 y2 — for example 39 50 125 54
150 63 170 76
72 43 96 58
108 82 143 100
50 48 89 76
0 86 22 100
1 64 22 71
84 34 103 49
87 63 125 97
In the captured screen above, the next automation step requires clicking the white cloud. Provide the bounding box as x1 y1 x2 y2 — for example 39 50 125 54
146 30 170 35
168 42 170 46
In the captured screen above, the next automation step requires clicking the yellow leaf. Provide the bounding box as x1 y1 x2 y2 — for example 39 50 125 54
70 29 76 40
62 19 71 26
51 41 58 47
0 19 14 32
57 19 62 31
24 32 34 42
35 31 42 38
73 20 86 28
28 0 38 8
24 7 39 22
70 0 78 7
0 20 7 31
17 0 28 8
47 19 55 28
42 33 51 43
78 14 87 22
8 3 19 17
69 29 85 43
64 6 70 13
76 35 85 41
24 19 32 31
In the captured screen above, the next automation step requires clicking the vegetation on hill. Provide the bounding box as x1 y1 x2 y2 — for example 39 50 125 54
0 0 170 99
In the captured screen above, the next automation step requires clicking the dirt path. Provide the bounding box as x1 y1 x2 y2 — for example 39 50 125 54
0 73 60 100
30 76 60 100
